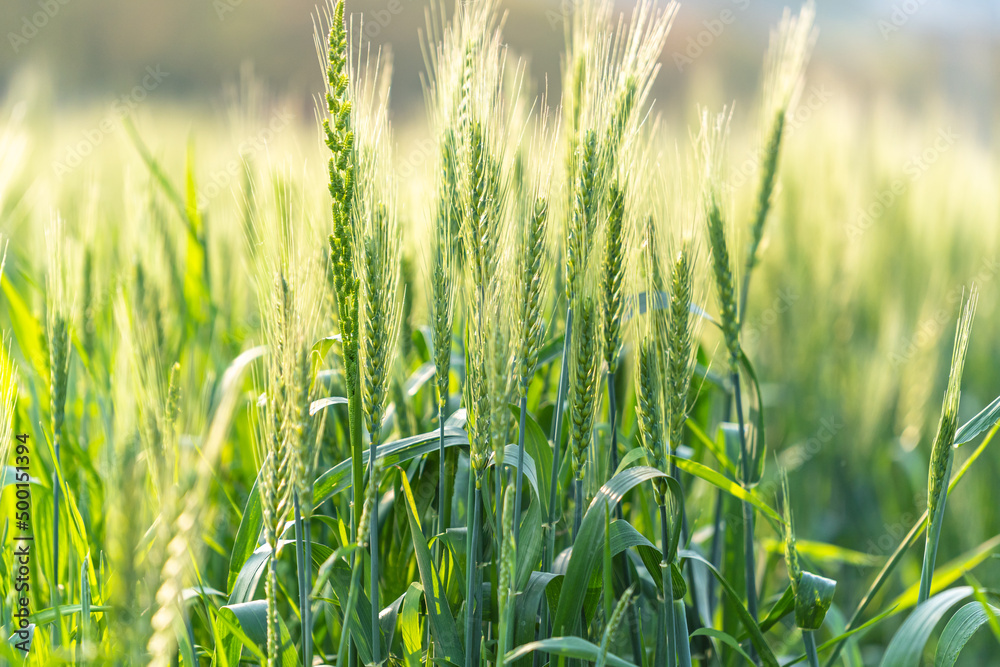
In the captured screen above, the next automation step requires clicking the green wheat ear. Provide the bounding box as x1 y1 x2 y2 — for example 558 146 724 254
517 196 549 396
780 468 802 594
569 296 600 482
666 244 695 451
602 182 626 375
325 0 359 373
920 286 978 604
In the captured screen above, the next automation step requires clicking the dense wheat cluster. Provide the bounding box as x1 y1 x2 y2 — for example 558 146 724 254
1 0 999 665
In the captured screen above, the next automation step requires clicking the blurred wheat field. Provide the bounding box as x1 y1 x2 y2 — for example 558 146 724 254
1 0 999 665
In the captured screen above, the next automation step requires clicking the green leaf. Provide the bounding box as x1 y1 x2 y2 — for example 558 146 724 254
537 335 566 368
762 538 883 568
29 604 111 626
738 350 766 484
313 428 469 506
490 444 539 502
518 407 553 518
686 418 738 477
679 549 780 667
326 560 378 664
934 600 1000 667
552 466 668 636
216 600 297 667
228 466 264 591
399 471 464 663
878 587 972 667
310 396 348 415
228 542 276 605
505 636 637 667
312 334 342 359
759 585 795 633
512 571 562 667
515 496 544 591
964 573 1000 644
691 628 756 665
400 582 425 667
954 394 1000 446
795 571 837 630
1 271 48 389
666 454 782 523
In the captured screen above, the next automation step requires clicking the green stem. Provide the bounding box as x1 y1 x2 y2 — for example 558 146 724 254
53 435 61 646
732 371 759 626
573 477 584 539
660 504 676 667
465 471 478 667
607 372 620 507
513 394 527 548
803 630 819 667
347 364 363 667
336 551 364 667
674 599 691 667
293 496 309 666
919 455 953 604
608 368 642 663
437 395 448 569
369 435 381 665
545 306 573 574
465 476 483 667
303 514 313 666
267 544 279 667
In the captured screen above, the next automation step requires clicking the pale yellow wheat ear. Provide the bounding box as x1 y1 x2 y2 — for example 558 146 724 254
697 106 743 370
761 1 817 127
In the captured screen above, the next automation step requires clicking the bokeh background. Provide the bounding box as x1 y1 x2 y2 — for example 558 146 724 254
1 0 998 136
2 0 1000 661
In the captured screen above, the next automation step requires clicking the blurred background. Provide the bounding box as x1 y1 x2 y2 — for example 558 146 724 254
2 0 1000 660
1 0 997 138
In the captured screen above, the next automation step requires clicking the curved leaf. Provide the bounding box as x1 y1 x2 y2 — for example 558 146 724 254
552 466 667 636
216 600 297 667
954 394 1000 446
666 454 782 523
399 471 464 663
691 628 755 665
506 636 637 667
228 466 264 591
679 549 780 667
934 600 1000 667
313 428 469 506
795 571 836 630
878 587 972 667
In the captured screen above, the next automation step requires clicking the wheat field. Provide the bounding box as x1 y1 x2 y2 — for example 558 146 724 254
1 0 999 665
